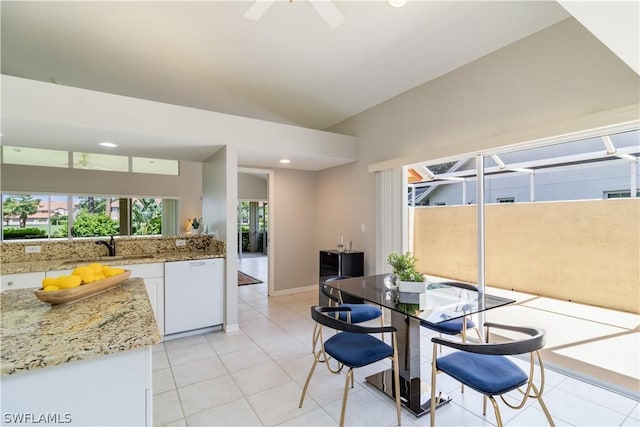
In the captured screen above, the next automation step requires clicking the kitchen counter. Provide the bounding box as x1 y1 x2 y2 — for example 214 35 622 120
1 278 160 376
0 251 224 275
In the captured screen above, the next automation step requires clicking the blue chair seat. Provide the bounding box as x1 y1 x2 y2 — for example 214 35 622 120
436 351 527 395
429 317 475 335
324 332 393 368
337 303 382 324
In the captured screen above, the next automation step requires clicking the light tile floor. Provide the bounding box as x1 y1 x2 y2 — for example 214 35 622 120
152 256 640 426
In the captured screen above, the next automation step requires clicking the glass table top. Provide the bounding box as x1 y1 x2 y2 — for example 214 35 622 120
325 274 514 326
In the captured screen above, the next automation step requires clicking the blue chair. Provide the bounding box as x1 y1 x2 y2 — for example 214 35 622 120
321 276 383 324
430 322 554 427
299 306 401 427
424 281 482 356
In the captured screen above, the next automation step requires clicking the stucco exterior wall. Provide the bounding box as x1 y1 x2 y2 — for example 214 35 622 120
412 198 640 313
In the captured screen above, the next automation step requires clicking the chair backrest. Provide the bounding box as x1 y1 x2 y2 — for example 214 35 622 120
320 276 349 304
311 305 395 335
438 280 478 292
432 322 545 356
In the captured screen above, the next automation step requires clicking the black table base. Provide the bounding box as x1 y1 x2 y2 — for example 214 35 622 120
365 369 451 417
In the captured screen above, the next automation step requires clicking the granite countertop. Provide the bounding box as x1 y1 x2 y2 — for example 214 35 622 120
1 251 224 275
1 278 160 376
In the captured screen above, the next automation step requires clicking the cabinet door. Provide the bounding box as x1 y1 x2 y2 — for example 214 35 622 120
144 277 165 337
121 263 165 338
1 272 45 291
118 263 164 279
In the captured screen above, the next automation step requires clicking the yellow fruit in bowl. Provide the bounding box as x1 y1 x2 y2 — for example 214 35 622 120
88 263 103 274
43 285 60 292
56 275 82 289
72 266 92 277
102 266 125 277
42 277 58 287
80 273 97 284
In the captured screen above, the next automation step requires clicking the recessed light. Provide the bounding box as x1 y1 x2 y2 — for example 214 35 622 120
99 141 117 148
279 159 291 164
388 0 407 7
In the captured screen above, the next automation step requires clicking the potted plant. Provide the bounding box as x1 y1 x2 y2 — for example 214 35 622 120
387 251 426 293
188 217 202 234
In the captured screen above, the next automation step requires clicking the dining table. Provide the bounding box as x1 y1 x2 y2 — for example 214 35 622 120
323 274 515 417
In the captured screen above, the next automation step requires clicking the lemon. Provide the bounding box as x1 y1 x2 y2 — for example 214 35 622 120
43 285 60 292
88 263 103 274
79 273 97 284
42 277 58 287
72 266 92 277
57 275 82 289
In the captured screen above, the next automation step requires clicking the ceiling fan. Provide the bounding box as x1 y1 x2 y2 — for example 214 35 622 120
243 0 345 29
74 153 112 171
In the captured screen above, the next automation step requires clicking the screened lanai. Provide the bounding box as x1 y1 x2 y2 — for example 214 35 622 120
401 126 639 398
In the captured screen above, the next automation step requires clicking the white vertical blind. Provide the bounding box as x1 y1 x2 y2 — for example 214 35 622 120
375 167 403 274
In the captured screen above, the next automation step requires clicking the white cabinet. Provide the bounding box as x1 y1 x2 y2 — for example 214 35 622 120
121 263 165 338
164 258 224 335
1 272 45 291
2 346 152 426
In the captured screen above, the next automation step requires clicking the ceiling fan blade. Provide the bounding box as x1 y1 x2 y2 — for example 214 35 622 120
309 0 345 29
243 0 276 21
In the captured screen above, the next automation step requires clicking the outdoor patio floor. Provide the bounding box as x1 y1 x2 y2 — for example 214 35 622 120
482 286 640 399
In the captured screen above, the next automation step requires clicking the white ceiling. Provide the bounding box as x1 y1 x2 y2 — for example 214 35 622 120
0 0 570 168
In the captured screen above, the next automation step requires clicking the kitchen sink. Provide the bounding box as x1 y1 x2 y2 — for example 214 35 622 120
61 255 155 264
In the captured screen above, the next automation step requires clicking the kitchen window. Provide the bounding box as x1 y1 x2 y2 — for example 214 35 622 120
1 193 176 241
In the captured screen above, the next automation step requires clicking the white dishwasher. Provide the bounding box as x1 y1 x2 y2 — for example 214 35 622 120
164 258 224 335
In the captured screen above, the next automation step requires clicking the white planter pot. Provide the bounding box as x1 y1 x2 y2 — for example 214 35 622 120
398 280 426 293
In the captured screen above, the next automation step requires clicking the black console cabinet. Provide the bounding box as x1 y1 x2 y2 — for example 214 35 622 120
319 250 364 304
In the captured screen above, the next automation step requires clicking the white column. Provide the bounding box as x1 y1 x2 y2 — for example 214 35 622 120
476 155 486 340
631 161 638 197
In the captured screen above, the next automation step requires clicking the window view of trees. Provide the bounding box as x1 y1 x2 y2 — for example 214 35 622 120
66 196 119 237
1 194 165 240
2 195 47 239
132 198 162 235
238 200 268 253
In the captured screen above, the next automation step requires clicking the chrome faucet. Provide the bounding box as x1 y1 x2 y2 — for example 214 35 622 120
96 236 116 257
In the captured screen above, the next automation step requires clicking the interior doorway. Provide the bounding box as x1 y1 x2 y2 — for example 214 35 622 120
238 200 268 257
237 168 274 296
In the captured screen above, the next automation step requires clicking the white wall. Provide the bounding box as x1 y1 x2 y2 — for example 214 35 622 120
272 168 318 292
203 146 239 331
558 1 640 75
238 173 268 200
322 18 640 274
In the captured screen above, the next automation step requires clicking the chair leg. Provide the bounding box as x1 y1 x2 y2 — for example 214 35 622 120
487 395 504 427
482 395 487 415
299 357 319 408
532 383 556 426
339 368 354 427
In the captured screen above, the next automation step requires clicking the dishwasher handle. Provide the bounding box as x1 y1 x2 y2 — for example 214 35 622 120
186 261 207 267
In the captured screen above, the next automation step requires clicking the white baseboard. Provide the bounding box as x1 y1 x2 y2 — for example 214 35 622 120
271 284 318 297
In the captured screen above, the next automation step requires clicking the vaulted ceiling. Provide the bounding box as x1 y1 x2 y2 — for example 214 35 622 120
1 1 569 132
4 1 634 170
